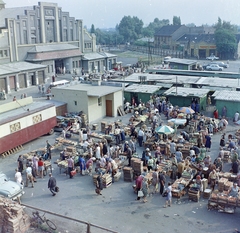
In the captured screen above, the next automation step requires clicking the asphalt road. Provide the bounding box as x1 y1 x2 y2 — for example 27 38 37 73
1 111 240 233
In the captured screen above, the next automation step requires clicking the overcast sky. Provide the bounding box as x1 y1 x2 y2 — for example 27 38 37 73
4 0 240 29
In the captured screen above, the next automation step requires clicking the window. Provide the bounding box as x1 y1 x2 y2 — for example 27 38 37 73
23 21 26 27
74 101 77 106
10 122 21 133
98 97 102 106
4 50 8 57
32 114 42 124
0 51 3 57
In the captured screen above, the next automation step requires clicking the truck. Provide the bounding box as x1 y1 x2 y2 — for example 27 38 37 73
0 97 56 155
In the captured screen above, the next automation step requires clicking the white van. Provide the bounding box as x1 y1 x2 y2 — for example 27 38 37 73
49 80 70 89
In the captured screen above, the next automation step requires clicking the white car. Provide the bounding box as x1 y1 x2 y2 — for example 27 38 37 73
206 54 219 60
0 173 24 201
206 64 223 71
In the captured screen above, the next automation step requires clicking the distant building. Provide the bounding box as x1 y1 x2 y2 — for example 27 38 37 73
0 1 117 93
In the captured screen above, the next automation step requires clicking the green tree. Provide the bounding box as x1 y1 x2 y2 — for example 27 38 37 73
118 16 143 43
173 16 181 25
214 18 237 59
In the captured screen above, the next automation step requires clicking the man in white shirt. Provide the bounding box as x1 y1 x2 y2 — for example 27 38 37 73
26 165 34 188
95 144 101 159
138 128 144 147
15 168 23 186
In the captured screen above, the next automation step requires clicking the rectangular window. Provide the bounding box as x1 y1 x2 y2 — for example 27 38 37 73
10 122 21 133
72 61 75 68
0 50 3 57
32 114 42 124
23 21 26 27
4 50 8 57
74 101 77 106
98 97 102 106
23 30 27 44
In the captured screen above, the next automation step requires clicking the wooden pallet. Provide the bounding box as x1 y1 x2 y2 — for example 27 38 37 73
1 145 23 158
117 106 125 116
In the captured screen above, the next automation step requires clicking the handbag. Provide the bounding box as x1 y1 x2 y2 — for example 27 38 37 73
138 190 144 197
71 169 77 176
55 186 59 192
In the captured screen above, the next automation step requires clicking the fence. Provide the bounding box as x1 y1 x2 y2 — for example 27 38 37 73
23 204 118 233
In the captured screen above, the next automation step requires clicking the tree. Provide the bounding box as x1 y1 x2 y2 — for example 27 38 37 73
118 16 143 43
90 24 95 34
173 16 181 25
214 18 237 59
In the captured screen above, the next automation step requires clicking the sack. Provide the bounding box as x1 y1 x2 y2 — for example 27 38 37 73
71 169 77 176
95 188 100 194
55 186 59 192
162 189 168 197
138 190 144 197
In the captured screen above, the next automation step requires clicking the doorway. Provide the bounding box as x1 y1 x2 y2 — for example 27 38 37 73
106 100 112 116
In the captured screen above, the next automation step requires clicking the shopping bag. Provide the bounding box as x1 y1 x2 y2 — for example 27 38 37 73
71 169 77 176
138 190 144 197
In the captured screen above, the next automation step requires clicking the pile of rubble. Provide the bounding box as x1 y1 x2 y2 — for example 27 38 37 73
0 197 30 233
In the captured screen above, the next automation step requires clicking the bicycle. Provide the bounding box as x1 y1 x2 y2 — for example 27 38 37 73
32 211 57 231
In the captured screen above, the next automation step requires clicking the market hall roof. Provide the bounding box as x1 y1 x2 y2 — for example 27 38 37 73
124 84 161 94
213 90 240 102
163 87 210 98
53 83 123 98
25 44 82 62
0 62 46 76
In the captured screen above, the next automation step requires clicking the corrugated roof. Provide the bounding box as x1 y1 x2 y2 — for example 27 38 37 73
195 76 239 88
52 83 122 98
164 87 210 98
99 52 117 58
124 84 161 93
213 90 240 102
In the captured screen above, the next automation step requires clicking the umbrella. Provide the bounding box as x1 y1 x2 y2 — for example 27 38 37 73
168 118 187 125
155 125 174 134
179 107 195 114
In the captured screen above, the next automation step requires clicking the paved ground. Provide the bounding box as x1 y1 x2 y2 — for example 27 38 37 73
1 105 240 232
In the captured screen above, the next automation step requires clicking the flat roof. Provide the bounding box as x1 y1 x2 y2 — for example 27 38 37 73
124 84 161 93
0 101 55 125
168 58 198 65
53 83 122 97
0 62 46 76
164 87 210 98
213 90 240 102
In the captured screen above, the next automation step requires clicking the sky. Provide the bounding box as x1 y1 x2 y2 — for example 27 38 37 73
3 0 240 29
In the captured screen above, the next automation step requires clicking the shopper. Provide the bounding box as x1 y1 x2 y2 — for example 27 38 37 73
67 156 75 178
163 182 172 208
48 173 57 196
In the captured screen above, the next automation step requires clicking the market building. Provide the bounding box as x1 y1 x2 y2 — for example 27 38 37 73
50 81 123 123
124 84 162 105
163 87 210 111
212 90 240 118
0 1 117 93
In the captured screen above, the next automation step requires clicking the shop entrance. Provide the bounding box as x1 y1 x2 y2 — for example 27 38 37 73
55 59 64 74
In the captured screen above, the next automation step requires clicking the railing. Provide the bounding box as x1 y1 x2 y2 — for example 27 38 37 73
23 204 118 233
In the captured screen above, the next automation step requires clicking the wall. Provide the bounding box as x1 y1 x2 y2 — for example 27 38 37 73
88 95 105 122
112 90 123 117
215 100 240 118
51 88 88 114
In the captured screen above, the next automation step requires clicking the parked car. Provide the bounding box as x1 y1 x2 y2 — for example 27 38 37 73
0 173 24 201
206 54 219 60
206 64 223 71
212 62 229 68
